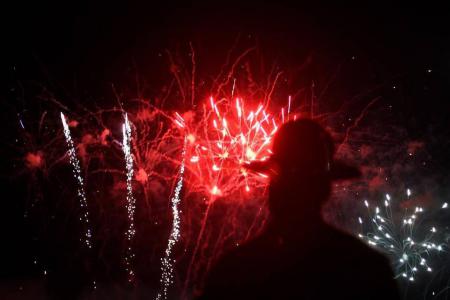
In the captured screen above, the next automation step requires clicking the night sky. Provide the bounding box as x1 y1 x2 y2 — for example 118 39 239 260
2 2 450 299
5 2 450 132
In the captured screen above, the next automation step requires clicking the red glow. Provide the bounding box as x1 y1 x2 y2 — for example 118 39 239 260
174 96 289 198
25 152 44 169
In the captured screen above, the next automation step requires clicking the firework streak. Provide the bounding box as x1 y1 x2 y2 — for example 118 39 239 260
122 114 137 282
60 112 92 249
156 137 187 300
358 191 446 282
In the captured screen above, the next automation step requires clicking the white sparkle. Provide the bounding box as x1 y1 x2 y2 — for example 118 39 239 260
156 137 187 300
122 114 136 282
61 113 92 249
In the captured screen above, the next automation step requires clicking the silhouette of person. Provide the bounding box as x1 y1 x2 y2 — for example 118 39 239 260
197 119 400 299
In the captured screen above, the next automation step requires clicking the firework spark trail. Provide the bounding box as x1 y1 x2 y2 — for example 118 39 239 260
358 190 446 282
182 198 213 299
213 47 256 97
122 113 136 282
60 112 92 249
156 137 187 300
337 96 379 154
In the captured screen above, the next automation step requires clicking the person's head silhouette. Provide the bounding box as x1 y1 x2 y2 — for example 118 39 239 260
245 119 360 233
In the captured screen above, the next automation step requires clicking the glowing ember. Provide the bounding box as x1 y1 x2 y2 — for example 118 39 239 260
24 151 44 169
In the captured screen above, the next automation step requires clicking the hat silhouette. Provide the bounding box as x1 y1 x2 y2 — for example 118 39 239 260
244 119 361 179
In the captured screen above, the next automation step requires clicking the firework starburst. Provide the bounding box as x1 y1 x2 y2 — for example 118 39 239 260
358 190 446 282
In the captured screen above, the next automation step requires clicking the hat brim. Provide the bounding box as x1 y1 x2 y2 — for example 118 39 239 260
243 157 361 180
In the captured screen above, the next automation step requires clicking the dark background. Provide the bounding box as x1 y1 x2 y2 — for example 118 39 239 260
2 1 450 298
4 1 450 134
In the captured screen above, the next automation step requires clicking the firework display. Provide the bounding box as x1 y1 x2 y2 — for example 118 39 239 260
10 47 450 300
